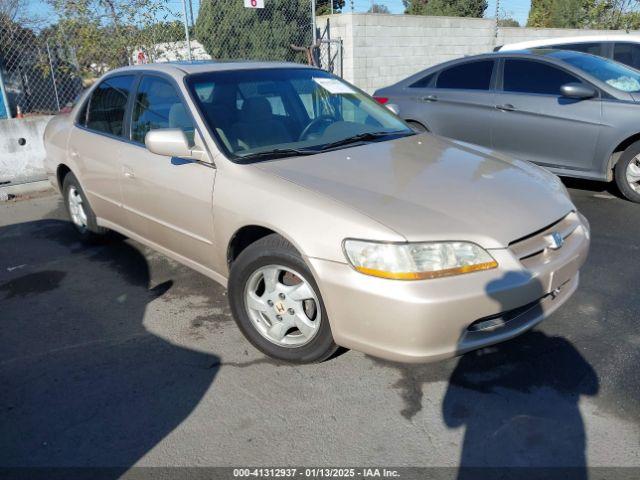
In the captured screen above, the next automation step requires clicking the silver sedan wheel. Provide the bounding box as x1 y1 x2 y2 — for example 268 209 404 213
67 186 88 229
244 265 321 348
627 155 640 193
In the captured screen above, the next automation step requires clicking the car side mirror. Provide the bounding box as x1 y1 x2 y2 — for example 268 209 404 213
145 128 208 162
386 103 400 115
560 82 596 100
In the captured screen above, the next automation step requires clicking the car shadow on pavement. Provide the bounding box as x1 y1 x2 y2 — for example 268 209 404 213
442 273 599 479
374 273 599 479
0 219 220 476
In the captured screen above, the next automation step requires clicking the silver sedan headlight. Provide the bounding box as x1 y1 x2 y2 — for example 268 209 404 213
343 240 498 280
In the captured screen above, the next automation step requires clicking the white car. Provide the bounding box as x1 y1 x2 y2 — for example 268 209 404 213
496 34 640 70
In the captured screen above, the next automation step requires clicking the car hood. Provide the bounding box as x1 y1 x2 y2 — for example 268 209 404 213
254 134 574 249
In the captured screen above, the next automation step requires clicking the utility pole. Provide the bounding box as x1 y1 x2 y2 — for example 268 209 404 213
188 0 195 28
494 0 500 38
181 0 193 61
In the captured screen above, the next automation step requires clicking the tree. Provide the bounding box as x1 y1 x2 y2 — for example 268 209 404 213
368 3 391 13
527 0 640 28
316 0 346 15
403 0 487 17
46 0 180 79
497 17 520 26
195 0 312 62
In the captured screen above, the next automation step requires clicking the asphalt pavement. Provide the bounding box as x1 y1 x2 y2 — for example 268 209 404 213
0 181 638 475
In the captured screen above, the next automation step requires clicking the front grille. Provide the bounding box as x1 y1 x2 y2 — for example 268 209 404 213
508 212 580 269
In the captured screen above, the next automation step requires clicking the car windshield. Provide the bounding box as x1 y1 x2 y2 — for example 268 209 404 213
185 68 413 162
557 51 640 93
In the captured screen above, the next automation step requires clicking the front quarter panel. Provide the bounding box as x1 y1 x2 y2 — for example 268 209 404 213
211 162 405 277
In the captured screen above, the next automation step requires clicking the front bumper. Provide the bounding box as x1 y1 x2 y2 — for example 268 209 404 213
309 214 590 363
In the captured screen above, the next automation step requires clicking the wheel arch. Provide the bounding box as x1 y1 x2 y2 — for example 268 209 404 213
607 133 640 179
56 164 73 192
404 118 430 132
226 224 304 267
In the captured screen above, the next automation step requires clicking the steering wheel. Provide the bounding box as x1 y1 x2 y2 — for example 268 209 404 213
298 115 336 141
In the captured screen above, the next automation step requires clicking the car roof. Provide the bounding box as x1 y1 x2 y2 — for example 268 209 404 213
105 60 314 78
500 34 640 51
446 48 606 62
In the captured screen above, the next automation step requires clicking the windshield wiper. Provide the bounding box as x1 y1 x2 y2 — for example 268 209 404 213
317 130 413 151
237 148 316 162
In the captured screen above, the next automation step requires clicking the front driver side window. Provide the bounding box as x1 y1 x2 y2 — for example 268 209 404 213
503 59 580 95
131 76 195 145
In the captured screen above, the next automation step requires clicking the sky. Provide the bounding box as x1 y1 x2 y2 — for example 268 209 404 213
24 0 532 29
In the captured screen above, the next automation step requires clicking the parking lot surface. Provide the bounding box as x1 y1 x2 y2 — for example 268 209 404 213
1 182 639 471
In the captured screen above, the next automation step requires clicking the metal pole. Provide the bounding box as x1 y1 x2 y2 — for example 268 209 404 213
188 0 195 28
46 42 61 112
312 0 317 44
330 0 333 15
181 0 193 61
494 0 500 38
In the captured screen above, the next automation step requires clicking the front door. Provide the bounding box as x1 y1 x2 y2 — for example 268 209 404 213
491 58 602 173
119 74 217 270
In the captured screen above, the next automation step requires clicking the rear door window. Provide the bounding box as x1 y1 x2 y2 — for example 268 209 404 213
84 75 135 137
436 61 494 90
502 59 580 95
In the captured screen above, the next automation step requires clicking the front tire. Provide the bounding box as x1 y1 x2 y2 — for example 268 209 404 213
62 172 108 242
228 234 338 363
614 142 640 203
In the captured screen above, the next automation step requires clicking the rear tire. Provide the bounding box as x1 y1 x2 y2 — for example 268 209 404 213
62 172 108 242
228 234 338 364
614 141 640 203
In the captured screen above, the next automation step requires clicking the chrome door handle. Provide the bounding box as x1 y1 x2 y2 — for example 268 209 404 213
122 166 135 179
495 103 515 112
421 95 438 102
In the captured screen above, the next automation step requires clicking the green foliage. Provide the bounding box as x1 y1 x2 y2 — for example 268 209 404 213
368 3 391 13
316 0 346 15
527 0 640 29
46 0 180 80
403 0 487 17
195 0 311 62
497 17 520 27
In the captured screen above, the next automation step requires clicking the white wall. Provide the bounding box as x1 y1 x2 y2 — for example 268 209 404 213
319 13 640 92
0 116 51 184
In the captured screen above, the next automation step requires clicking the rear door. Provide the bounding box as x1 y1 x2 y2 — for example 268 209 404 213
67 74 135 226
491 58 602 173
403 60 496 148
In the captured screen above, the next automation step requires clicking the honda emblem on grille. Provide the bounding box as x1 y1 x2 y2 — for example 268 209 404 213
545 232 564 250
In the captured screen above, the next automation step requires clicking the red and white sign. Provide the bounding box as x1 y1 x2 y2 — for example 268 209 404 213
244 0 264 8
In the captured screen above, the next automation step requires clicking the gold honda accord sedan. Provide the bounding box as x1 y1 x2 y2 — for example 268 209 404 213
44 62 590 363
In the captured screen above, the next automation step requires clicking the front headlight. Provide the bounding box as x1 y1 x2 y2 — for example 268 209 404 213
343 240 498 280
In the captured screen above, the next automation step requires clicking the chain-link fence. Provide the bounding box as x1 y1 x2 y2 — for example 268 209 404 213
1 0 332 119
0 20 83 118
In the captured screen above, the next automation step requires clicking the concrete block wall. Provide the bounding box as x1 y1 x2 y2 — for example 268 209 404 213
0 116 52 184
319 13 640 93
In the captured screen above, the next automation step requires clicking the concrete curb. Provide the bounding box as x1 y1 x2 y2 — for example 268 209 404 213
0 179 53 200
